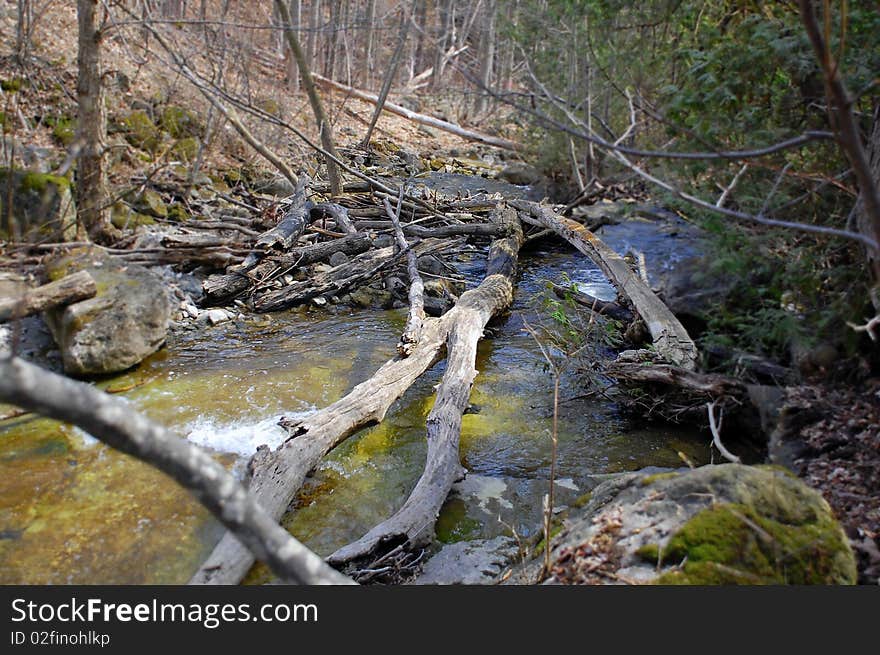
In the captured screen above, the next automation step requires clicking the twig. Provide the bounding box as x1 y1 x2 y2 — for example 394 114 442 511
707 400 741 464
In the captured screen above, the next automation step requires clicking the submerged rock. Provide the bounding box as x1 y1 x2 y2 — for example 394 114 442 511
538 464 856 585
44 254 172 376
413 537 519 585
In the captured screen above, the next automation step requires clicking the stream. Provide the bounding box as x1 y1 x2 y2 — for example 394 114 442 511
0 175 714 584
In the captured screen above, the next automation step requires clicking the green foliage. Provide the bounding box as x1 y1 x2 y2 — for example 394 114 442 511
44 116 77 147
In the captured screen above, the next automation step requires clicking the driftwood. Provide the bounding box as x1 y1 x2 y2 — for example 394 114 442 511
385 198 425 357
328 205 524 569
312 203 356 235
313 74 522 152
190 314 454 584
0 271 96 322
512 200 698 370
0 356 351 585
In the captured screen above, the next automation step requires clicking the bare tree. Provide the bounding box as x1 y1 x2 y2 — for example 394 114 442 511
75 0 116 241
275 0 343 196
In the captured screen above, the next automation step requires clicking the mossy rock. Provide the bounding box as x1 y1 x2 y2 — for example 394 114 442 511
0 168 76 242
1 78 25 93
111 203 156 229
547 464 857 585
159 105 202 139
651 499 855 584
134 189 168 219
171 137 199 162
121 110 163 153
166 203 189 222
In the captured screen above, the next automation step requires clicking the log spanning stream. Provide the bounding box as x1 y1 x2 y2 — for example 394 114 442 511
0 177 713 584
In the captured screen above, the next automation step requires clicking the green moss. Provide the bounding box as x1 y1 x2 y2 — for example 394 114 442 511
171 136 199 162
636 543 661 563
640 471 681 486
159 105 202 139
122 110 162 153
436 497 482 543
47 116 77 147
571 491 593 508
15 171 70 193
166 203 189 222
653 502 856 585
1 78 24 93
136 189 167 218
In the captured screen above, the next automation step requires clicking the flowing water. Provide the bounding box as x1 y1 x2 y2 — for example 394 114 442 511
0 177 714 584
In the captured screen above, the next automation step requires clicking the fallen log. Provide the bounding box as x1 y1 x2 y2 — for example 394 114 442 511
312 202 356 235
511 200 698 370
313 74 522 152
328 205 524 569
385 198 425 356
0 271 96 323
189 313 454 584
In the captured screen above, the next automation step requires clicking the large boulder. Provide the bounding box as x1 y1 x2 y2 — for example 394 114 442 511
541 464 856 585
0 168 76 242
44 253 172 376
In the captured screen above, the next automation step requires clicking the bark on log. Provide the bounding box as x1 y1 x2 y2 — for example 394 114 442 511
312 202 356 235
0 271 96 323
0 356 352 585
607 362 746 398
313 74 522 151
254 201 315 252
511 200 698 370
384 198 425 356
328 205 524 568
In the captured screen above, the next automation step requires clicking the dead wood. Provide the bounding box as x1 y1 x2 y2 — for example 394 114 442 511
328 205 524 569
0 271 96 323
511 200 698 370
202 233 372 304
252 238 452 312
312 202 356 235
353 220 508 239
385 197 425 356
313 74 522 152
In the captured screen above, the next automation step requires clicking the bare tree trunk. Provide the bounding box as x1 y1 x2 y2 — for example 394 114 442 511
431 0 452 90
475 0 496 115
76 0 115 242
16 0 33 62
360 6 410 148
285 0 302 91
0 356 352 585
276 0 343 196
360 0 376 87
307 0 320 74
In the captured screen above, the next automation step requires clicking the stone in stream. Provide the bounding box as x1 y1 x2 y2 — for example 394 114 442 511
44 253 172 376
510 464 857 585
413 537 519 585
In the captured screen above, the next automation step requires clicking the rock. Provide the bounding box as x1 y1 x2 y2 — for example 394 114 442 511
539 464 857 585
385 276 408 297
111 202 155 229
0 169 76 242
413 537 519 585
44 256 172 376
349 286 393 309
328 251 350 267
423 277 463 299
134 189 168 219
416 255 444 276
373 234 395 249
498 162 542 186
255 174 296 197
202 309 231 326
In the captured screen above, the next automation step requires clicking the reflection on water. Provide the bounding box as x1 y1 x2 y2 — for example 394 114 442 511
0 211 714 584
